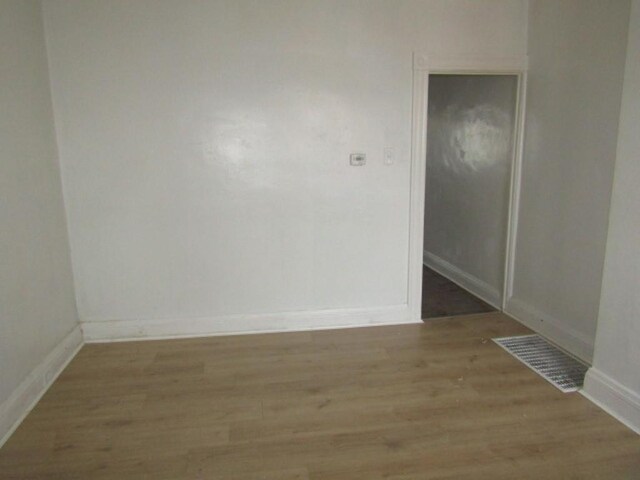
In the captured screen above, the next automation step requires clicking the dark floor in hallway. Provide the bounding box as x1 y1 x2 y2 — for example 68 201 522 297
422 265 496 319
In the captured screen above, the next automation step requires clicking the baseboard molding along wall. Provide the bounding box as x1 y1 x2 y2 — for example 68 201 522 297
582 367 640 435
82 304 417 343
504 297 593 363
0 324 84 448
423 250 502 309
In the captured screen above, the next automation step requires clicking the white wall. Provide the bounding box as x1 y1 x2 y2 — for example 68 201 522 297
0 0 79 429
508 0 631 361
584 0 640 434
424 74 518 308
42 0 527 337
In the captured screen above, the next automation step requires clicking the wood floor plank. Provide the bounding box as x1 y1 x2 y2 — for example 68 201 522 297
0 313 638 479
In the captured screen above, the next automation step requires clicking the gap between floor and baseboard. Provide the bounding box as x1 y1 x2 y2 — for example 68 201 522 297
81 304 418 343
423 250 502 309
0 325 84 449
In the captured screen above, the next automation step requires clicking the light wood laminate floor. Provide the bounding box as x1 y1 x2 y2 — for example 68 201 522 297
0 313 638 479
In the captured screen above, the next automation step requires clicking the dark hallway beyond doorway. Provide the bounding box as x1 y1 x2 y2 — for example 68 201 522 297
422 266 496 319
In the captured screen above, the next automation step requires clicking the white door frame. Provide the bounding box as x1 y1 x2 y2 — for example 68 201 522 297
407 53 529 322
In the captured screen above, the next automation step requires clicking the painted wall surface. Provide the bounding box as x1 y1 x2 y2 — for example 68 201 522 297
424 75 518 306
42 0 527 326
509 0 630 360
0 0 78 405
588 0 640 411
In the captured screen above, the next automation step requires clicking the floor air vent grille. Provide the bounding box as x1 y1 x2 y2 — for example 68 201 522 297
493 334 588 392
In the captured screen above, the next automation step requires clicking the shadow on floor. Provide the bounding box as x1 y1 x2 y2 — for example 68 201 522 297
422 266 496 320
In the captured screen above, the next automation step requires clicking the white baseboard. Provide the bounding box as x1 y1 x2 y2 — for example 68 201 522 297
82 304 417 343
582 367 640 435
423 250 502 309
0 324 83 448
504 297 593 362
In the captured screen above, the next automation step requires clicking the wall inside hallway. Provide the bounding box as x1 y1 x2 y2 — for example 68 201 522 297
423 74 518 308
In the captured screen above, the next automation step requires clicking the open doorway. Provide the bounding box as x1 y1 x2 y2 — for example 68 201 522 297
421 74 519 319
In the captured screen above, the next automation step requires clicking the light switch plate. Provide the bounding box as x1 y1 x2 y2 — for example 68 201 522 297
350 153 366 166
384 147 395 165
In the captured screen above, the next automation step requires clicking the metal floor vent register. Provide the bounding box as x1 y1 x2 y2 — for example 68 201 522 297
493 334 588 393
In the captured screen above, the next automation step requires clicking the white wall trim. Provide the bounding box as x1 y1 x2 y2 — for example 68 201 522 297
423 250 501 309
408 52 528 322
582 367 640 435
504 297 594 362
0 325 83 448
82 304 416 343
502 71 528 308
407 54 430 322
414 53 529 73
